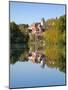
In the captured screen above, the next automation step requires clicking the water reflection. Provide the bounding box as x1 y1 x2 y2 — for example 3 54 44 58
10 42 66 73
10 43 29 64
28 51 46 68
10 45 46 69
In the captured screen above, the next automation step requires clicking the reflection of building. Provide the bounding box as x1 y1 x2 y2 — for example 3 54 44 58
28 19 45 34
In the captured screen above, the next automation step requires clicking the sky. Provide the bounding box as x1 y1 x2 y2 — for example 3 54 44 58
10 2 65 24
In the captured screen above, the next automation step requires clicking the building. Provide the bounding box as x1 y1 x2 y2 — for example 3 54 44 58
28 19 45 34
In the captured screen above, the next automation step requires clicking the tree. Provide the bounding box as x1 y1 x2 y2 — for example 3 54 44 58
59 15 66 32
19 24 29 33
10 22 29 44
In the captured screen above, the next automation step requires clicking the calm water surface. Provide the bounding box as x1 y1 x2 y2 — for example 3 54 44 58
10 43 65 88
10 59 65 88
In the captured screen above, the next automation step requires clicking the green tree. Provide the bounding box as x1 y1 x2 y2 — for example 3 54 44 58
59 15 66 32
10 22 29 44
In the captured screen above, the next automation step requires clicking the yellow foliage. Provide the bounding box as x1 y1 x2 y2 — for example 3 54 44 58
43 29 60 45
45 46 61 61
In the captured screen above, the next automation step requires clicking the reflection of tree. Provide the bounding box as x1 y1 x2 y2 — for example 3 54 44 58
58 55 66 73
45 49 66 73
19 51 28 62
10 48 23 64
10 38 66 73
10 45 29 64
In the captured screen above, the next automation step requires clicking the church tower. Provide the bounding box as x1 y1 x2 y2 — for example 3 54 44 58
41 18 44 26
41 18 45 29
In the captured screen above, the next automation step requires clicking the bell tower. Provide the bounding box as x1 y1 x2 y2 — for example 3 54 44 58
41 18 44 26
41 18 45 29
